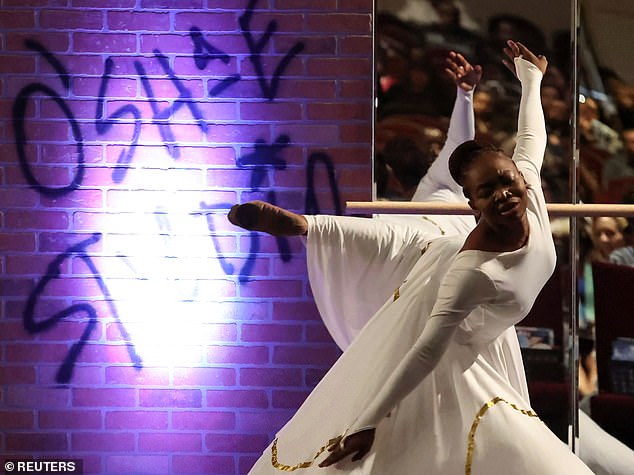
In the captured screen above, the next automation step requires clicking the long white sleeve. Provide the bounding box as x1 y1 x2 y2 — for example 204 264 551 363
412 87 475 200
350 266 497 432
511 57 546 187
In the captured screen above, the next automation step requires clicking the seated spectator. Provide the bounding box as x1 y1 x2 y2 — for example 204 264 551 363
579 216 628 329
609 188 634 266
601 128 634 188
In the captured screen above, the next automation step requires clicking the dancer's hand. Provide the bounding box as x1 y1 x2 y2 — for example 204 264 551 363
318 428 376 468
445 51 482 92
502 40 548 76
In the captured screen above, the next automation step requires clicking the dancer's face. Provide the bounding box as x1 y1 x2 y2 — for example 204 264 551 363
463 152 529 228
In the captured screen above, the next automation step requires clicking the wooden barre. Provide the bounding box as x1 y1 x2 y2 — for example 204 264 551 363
346 201 634 217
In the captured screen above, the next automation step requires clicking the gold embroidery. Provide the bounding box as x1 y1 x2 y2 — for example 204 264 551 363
271 432 345 472
465 396 540 475
393 288 400 301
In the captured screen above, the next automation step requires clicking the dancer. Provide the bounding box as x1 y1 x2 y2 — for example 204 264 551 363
231 41 594 474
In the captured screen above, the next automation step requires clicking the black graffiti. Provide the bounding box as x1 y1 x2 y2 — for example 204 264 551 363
11 7 343 382
12 40 85 197
236 135 293 266
23 233 142 384
305 152 344 215
189 26 241 96
96 57 142 183
239 0 305 101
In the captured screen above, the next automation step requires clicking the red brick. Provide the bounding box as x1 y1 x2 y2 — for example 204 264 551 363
71 432 135 452
241 324 302 343
340 79 373 99
0 10 35 29
274 35 336 55
206 169 266 188
207 389 268 408
273 345 340 365
105 410 168 430
74 76 137 98
305 367 329 387
41 144 103 164
38 365 104 386
106 366 170 386
0 55 36 74
240 102 303 121
173 12 239 32
6 432 68 452
140 33 195 54
172 411 235 430
205 433 268 453
173 367 236 387
244 12 304 34
340 35 373 55
272 389 310 409
238 410 292 432
138 432 202 452
272 301 320 321
340 123 372 144
307 57 372 77
172 455 234 474
274 0 336 8
305 323 334 343
278 124 339 145
6 386 70 408
0 410 34 429
206 123 273 144
73 0 135 6
141 0 203 7
73 33 137 54
5 165 78 190
38 319 103 342
40 9 104 30
106 455 169 475
39 409 102 429
38 232 102 252
0 232 37 252
206 345 268 365
238 54 303 78
108 11 170 31
5 343 71 364
42 53 104 75
307 13 371 33
238 279 303 298
6 31 69 53
0 366 36 384
0 385 65 410
139 388 202 408
307 101 372 121
272 254 308 276
239 367 302 387
73 388 136 407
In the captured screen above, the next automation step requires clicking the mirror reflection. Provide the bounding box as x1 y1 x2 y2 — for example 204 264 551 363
374 0 634 465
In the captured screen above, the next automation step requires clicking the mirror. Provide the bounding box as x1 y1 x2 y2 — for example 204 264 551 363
375 0 634 458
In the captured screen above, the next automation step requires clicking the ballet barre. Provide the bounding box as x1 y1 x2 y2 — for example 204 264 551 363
346 201 634 217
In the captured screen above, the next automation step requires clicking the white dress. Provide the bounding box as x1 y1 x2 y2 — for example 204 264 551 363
247 59 595 474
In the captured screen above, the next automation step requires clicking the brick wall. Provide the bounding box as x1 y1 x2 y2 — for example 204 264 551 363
0 1 373 473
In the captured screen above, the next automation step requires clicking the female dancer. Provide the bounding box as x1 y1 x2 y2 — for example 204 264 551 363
231 41 594 473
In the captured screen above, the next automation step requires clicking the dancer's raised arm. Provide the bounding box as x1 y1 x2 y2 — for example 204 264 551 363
413 51 481 199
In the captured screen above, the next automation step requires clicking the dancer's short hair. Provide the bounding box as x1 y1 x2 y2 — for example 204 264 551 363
448 140 505 187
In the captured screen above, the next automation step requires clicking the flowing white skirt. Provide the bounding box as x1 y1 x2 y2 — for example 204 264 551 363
248 216 593 474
